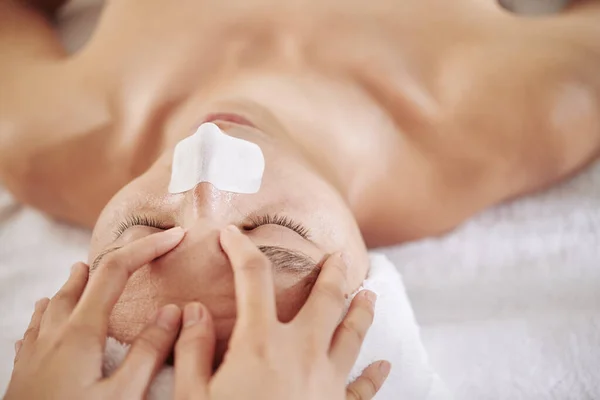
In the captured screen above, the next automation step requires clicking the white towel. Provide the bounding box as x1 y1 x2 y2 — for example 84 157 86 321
380 159 600 400
101 254 448 400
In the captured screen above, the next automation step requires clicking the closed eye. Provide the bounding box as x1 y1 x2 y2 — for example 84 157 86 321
113 213 310 241
113 215 170 238
244 214 310 239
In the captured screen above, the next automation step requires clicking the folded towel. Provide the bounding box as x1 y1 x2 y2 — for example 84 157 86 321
353 254 448 399
102 254 448 400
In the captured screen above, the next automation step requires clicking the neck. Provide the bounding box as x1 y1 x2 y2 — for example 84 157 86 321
166 70 401 212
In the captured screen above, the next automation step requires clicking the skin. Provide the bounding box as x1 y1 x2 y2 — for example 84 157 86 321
173 226 388 400
1 0 600 368
6 228 389 400
6 229 189 400
93 117 370 361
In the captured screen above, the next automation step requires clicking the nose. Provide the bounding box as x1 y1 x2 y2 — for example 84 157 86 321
170 220 229 271
179 182 243 230
155 221 237 367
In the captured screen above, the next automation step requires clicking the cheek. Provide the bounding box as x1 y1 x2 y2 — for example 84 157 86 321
107 269 161 342
274 276 312 323
107 259 239 343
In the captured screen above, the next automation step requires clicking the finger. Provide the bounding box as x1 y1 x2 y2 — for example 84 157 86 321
174 302 216 400
70 227 185 338
41 263 89 333
330 290 377 374
13 340 23 365
22 298 50 346
346 361 391 400
220 225 276 326
294 252 348 345
110 304 182 399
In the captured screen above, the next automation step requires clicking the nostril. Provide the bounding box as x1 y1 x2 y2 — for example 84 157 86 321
165 350 175 366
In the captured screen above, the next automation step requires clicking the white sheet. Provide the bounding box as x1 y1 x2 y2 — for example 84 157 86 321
379 160 600 399
0 189 90 391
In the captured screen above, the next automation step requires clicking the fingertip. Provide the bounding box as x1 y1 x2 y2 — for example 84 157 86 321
315 251 349 295
361 290 377 308
224 225 240 234
378 360 391 377
70 262 89 275
326 251 348 275
346 361 389 400
183 302 205 327
221 225 240 238
35 297 50 310
219 225 241 247
113 305 183 399
158 226 186 247
219 225 263 265
155 304 182 331
148 227 186 256
174 303 215 393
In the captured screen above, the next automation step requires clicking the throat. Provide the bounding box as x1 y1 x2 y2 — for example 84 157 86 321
223 72 398 194
166 70 401 201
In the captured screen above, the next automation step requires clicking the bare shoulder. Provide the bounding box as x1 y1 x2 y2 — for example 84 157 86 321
0 66 115 227
357 3 600 246
0 1 117 225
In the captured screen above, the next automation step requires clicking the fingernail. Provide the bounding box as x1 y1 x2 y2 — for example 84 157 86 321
160 227 185 244
35 298 48 309
183 303 204 327
14 340 22 355
363 290 377 307
70 262 87 275
379 361 391 376
225 225 240 234
156 304 181 330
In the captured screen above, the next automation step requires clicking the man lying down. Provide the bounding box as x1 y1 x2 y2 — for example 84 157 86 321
1 0 600 395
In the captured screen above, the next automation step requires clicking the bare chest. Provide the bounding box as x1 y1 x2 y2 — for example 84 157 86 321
77 0 484 117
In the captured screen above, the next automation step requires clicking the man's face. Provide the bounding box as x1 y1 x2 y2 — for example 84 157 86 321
89 120 369 362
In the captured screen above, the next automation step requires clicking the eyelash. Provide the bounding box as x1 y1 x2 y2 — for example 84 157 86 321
114 213 310 239
246 214 310 239
114 215 169 238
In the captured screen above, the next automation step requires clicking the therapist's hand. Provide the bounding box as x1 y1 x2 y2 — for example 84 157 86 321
173 225 390 400
5 227 186 400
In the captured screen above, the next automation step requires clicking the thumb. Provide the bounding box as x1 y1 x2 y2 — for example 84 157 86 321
174 302 216 400
346 361 391 400
110 304 182 399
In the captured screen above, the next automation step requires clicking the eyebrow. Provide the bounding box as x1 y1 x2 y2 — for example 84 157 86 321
257 245 318 273
257 245 323 289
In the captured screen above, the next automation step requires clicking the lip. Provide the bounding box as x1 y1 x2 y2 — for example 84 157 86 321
203 113 255 128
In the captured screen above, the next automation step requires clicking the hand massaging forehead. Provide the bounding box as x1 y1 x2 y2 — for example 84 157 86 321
169 123 266 195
